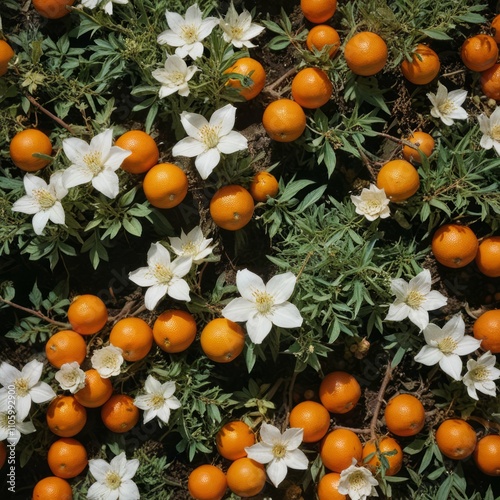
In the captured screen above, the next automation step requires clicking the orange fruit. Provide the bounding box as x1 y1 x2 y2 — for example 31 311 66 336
101 394 139 433
435 419 477 460
115 130 159 174
45 330 87 369
319 371 361 414
209 185 254 231
0 40 15 77
475 236 500 277
143 162 188 209
291 67 333 109
187 464 227 500
109 317 153 361
32 476 73 499
461 34 499 72
46 395 87 438
320 429 363 472
431 224 479 269
216 420 256 460
200 318 246 363
384 394 425 437
344 31 388 76
74 369 113 408
47 437 88 479
362 437 403 476
317 472 346 500
300 0 337 24
32 0 75 19
0 441 6 469
153 309 197 353
226 457 266 497
306 25 341 58
67 294 108 336
492 15 500 44
224 57 266 101
376 159 420 202
481 63 500 100
473 310 500 353
401 44 441 85
9 129 53 172
473 434 500 476
289 401 331 443
249 171 279 202
402 131 435 164
262 98 307 142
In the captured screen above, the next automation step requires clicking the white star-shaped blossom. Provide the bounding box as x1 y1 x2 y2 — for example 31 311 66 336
168 226 216 265
338 458 379 500
462 351 500 400
80 0 128 15
478 106 500 155
427 81 468 126
219 2 265 48
0 411 36 446
55 362 86 394
91 345 124 378
152 55 199 98
350 183 391 221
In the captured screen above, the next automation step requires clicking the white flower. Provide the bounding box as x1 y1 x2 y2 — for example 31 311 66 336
350 184 390 221
80 0 100 9
172 103 247 179
80 0 128 14
152 55 199 98
427 81 468 126
91 345 124 378
0 411 36 446
133 375 181 425
55 362 86 394
62 128 131 199
169 226 216 265
222 269 303 344
11 171 68 235
338 459 379 500
414 314 482 381
385 269 447 331
88 452 140 500
157 4 219 60
478 106 500 155
219 2 265 49
128 242 192 310
244 422 308 488
462 351 500 400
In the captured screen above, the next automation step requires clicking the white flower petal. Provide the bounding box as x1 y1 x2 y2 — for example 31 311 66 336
144 284 168 310
266 272 296 303
221 297 255 322
246 313 273 344
270 303 303 329
236 269 265 301
266 459 288 488
414 345 443 366
194 149 220 179
439 354 463 381
172 137 205 158
217 131 248 154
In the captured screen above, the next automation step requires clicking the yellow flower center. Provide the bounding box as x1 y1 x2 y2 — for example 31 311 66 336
272 443 287 459
199 125 221 149
83 151 104 175
14 378 30 398
437 336 458 354
153 263 173 285
101 353 119 369
405 290 424 309
0 413 8 427
170 71 186 86
230 26 244 39
438 99 456 115
105 470 122 490
181 241 198 256
33 189 56 210
181 25 199 44
349 470 367 490
491 124 500 141
362 199 383 214
150 394 166 410
253 290 274 315
470 366 489 381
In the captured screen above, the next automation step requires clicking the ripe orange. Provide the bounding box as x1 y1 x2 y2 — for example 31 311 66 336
362 437 403 476
435 419 477 460
0 441 6 469
320 429 363 472
344 31 388 76
473 434 500 476
152 309 197 353
492 15 500 44
47 437 88 479
32 0 75 19
200 318 246 363
402 131 435 164
209 185 254 231
32 476 73 499
143 163 188 209
216 420 256 460
109 317 153 361
262 98 307 142
9 129 53 172
249 171 279 202
45 330 87 369
67 294 108 336
475 236 500 277
376 159 420 202
317 472 346 500
226 457 266 497
187 464 227 500
401 44 440 85
319 371 361 414
291 67 333 109
0 40 15 77
115 130 159 174
473 310 500 353
74 369 113 408
481 63 500 100
431 224 479 269
306 25 341 58
384 394 426 437
300 0 337 24
101 394 139 433
46 395 87 438
224 57 266 100
461 34 499 72
289 400 330 442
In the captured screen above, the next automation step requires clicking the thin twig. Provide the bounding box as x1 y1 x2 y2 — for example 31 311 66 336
264 67 298 93
0 297 70 328
369 360 393 440
332 425 372 435
24 93 74 134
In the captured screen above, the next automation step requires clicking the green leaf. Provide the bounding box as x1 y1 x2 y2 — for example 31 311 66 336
29 281 42 309
123 217 142 237
420 29 453 40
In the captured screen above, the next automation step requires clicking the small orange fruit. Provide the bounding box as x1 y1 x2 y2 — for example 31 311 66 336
209 185 254 231
289 400 330 443
431 224 479 269
320 428 363 472
152 309 197 353
475 236 500 277
402 131 435 164
9 129 53 172
46 395 87 438
401 44 440 85
481 63 500 100
461 34 499 72
473 434 500 476
115 130 159 174
492 15 500 44
74 369 113 408
473 310 500 353
344 31 388 76
0 40 15 77
216 420 256 460
187 464 227 500
384 394 425 437
376 159 420 202
143 163 189 209
300 0 337 24
319 371 361 414
226 457 266 497
291 67 333 109
0 441 6 469
109 317 153 361
67 294 108 336
306 25 341 58
101 394 139 433
200 318 246 363
435 419 477 460
32 476 73 499
249 171 279 202
317 472 346 500
45 330 87 369
362 437 403 476
224 57 266 100
32 0 75 19
262 98 307 142
47 437 88 479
